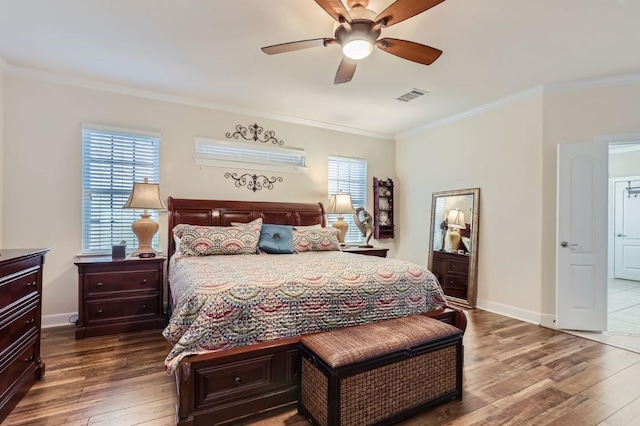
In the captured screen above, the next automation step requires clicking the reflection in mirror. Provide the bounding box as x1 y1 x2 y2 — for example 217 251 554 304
428 188 480 308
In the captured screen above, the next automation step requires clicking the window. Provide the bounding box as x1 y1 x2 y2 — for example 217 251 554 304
194 137 306 173
82 126 161 254
328 156 367 243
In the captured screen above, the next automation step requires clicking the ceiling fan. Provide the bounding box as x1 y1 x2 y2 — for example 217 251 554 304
261 0 445 84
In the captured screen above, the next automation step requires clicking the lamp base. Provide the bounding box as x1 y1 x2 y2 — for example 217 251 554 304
131 213 159 256
332 217 349 244
449 228 462 252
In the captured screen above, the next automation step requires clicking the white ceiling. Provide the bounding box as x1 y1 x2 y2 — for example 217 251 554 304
1 0 639 138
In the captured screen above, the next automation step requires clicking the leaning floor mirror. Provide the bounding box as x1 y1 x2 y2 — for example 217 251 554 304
428 188 480 308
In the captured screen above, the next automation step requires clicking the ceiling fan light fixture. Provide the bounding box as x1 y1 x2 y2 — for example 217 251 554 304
342 39 373 60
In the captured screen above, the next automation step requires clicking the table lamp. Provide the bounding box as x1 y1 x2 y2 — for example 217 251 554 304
123 178 166 256
327 193 354 244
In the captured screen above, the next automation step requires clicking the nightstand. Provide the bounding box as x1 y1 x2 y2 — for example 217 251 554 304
74 256 166 339
341 246 389 258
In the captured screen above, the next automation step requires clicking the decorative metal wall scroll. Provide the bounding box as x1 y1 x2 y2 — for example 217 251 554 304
224 173 283 192
225 123 284 145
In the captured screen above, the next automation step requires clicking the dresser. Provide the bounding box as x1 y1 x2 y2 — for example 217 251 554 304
75 256 166 339
430 251 470 300
0 249 49 423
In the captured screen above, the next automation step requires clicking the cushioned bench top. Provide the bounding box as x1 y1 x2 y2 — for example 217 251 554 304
300 315 462 369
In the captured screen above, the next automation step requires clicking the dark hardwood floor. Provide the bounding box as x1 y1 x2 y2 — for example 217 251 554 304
4 309 640 425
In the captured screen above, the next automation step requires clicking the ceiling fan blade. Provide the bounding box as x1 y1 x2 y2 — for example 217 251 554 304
314 0 352 23
334 57 357 84
262 38 334 55
376 38 442 65
375 0 445 27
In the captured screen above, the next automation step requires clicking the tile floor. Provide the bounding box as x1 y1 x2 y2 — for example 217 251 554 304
567 278 640 353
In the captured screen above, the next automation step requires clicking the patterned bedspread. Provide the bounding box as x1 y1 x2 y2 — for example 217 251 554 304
162 251 446 373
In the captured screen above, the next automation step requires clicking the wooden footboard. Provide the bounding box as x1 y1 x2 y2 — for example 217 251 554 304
174 306 467 426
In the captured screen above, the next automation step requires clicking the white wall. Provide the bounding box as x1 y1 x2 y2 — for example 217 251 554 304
3 75 396 321
610 150 640 178
396 93 544 321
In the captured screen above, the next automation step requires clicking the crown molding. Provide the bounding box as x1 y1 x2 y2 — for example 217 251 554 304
4 63 394 141
545 72 640 93
396 86 544 139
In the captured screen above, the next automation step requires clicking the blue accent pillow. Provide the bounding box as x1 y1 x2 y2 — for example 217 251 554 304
258 224 294 254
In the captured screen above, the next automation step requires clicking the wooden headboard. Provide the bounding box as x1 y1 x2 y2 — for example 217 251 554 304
167 197 326 258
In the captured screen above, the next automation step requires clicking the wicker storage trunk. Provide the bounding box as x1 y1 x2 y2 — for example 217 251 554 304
298 315 463 426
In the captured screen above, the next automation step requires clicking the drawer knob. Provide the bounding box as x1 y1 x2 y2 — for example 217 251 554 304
97 309 103 314
142 279 148 284
27 281 36 287
142 304 147 309
234 376 241 385
97 282 103 287
25 318 35 325
25 355 34 362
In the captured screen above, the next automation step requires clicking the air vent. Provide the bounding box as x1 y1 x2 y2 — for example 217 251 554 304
396 88 428 102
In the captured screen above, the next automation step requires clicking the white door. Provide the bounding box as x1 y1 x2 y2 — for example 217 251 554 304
556 142 608 331
614 179 640 281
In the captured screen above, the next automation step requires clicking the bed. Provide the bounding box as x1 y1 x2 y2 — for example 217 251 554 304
165 197 467 426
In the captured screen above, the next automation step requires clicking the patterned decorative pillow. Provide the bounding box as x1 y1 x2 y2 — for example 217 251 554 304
178 219 262 256
259 224 294 254
293 228 341 252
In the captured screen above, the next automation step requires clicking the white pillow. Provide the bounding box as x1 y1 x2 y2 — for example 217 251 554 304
293 224 323 230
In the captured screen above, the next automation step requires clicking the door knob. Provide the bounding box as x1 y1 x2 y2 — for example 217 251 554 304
560 241 578 248
617 234 627 237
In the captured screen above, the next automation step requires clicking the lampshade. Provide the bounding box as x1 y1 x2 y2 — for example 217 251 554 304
123 178 167 211
327 193 354 215
447 209 466 230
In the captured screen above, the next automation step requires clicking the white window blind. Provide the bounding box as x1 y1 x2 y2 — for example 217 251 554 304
433 196 446 251
82 127 161 254
328 156 367 243
194 138 306 173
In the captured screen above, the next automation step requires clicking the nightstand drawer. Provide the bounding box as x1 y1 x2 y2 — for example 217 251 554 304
85 270 159 297
85 294 160 324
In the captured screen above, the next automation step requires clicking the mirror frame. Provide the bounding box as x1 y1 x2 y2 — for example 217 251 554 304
428 188 480 308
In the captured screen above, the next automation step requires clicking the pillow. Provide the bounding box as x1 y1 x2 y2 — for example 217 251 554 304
293 224 323 230
258 224 294 254
178 219 262 256
293 228 341 252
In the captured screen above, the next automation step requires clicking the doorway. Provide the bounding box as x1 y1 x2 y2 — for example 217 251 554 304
566 142 640 351
607 147 640 346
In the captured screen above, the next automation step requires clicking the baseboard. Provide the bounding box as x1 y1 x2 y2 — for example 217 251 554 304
539 313 557 330
476 298 541 325
42 312 78 329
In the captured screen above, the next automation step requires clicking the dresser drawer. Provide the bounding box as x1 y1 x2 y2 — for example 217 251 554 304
0 301 38 355
84 270 159 297
0 336 37 398
446 259 469 275
442 273 468 289
85 294 160 324
0 270 39 309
